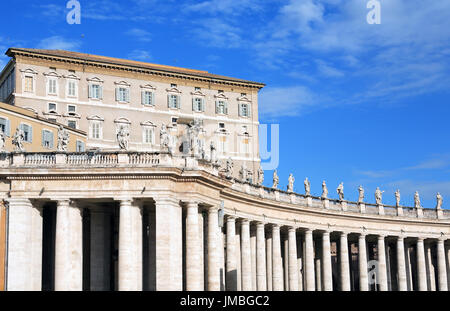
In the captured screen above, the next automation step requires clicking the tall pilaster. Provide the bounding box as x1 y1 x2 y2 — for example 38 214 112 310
55 199 83 291
288 227 299 291
436 238 448 291
416 238 427 291
396 236 407 291
377 235 388 291
240 219 252 291
256 222 267 291
186 202 201 291
272 224 283 291
358 233 369 291
304 229 315 291
266 231 273 291
226 216 237 291
339 232 351 291
322 231 333 291
207 206 220 291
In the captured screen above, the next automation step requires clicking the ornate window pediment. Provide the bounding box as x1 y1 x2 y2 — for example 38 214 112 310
140 120 156 127
166 86 182 94
191 90 206 97
43 71 62 78
86 115 104 121
114 117 131 125
23 107 38 114
237 94 251 102
64 73 80 80
140 84 156 90
114 80 131 87
87 76 104 83
214 93 228 100
20 68 38 75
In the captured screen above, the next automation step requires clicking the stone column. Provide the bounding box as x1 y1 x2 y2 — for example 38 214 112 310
118 199 143 291
416 238 427 291
240 219 252 291
288 227 299 291
185 202 201 291
266 232 273 291
198 211 205 290
207 206 220 291
304 229 315 291
55 199 83 291
358 234 368 291
339 232 351 291
322 231 333 291
6 198 42 291
226 216 237 291
425 244 436 291
235 223 241 291
256 222 267 291
283 235 289 290
90 207 111 291
272 224 283 291
155 198 182 291
377 235 388 291
396 236 407 291
251 227 257 290
436 238 448 291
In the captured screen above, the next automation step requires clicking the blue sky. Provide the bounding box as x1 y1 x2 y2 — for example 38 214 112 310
0 0 449 208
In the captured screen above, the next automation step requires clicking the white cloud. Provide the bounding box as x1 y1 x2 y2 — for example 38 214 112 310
36 36 81 50
128 49 152 61
192 18 242 48
185 0 261 15
125 28 152 42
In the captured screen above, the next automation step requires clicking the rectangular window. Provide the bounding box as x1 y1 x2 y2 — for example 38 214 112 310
117 87 129 102
48 103 57 112
216 101 228 114
0 117 10 136
89 84 102 100
76 140 85 152
42 130 54 149
90 122 102 139
192 97 204 112
48 78 57 95
68 105 76 113
143 127 154 144
171 117 178 127
218 136 227 153
241 138 250 154
24 76 33 92
168 94 180 109
239 103 251 117
20 123 32 143
67 80 77 97
142 91 154 106
68 120 77 129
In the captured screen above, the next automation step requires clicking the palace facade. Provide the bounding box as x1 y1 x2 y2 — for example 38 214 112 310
0 48 449 292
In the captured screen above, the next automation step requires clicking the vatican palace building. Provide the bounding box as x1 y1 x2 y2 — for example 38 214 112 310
0 47 448 292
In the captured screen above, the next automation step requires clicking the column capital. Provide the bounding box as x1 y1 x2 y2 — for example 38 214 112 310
322 230 331 236
396 235 405 241
256 221 265 227
239 218 250 225
359 232 367 239
226 215 236 222
377 234 386 240
183 201 199 209
288 226 297 232
417 237 425 242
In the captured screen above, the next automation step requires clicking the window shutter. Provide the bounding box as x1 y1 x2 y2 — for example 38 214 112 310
201 98 205 112
224 102 228 115
247 104 251 117
167 94 171 108
126 88 130 102
215 101 219 114
177 95 181 109
5 119 10 137
192 98 195 111
49 131 54 149
98 86 103 99
115 88 120 101
42 130 45 147
238 103 243 117
151 92 155 106
88 84 92 98
28 125 33 143
141 91 145 105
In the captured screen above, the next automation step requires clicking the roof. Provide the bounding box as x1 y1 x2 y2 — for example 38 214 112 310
0 102 87 136
6 47 265 89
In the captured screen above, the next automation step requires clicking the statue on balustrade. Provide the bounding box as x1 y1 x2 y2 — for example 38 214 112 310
239 163 248 182
337 182 344 201
12 127 25 152
304 177 310 196
210 141 217 164
272 170 279 189
436 193 443 209
0 130 5 152
287 174 295 193
414 191 421 208
188 120 202 157
160 124 173 154
225 158 233 179
321 180 328 199
257 167 264 186
375 187 384 205
395 189 401 207
358 185 365 203
117 125 130 151
57 125 69 152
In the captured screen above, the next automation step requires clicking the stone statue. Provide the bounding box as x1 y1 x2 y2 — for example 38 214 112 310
117 125 130 150
0 130 5 152
321 180 328 199
57 125 69 152
225 158 233 179
395 189 401 207
337 182 344 201
160 123 173 154
272 170 279 189
287 174 295 193
414 191 421 208
375 187 384 205
12 127 25 152
210 141 217 164
304 177 310 196
239 163 248 182
188 119 203 157
257 167 264 186
358 185 364 203
436 192 443 209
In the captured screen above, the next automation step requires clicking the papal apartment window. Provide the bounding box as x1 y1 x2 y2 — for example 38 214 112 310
68 105 76 114
192 97 204 112
90 122 102 139
76 140 85 152
68 120 77 129
218 136 227 153
24 76 33 92
216 100 228 115
88 84 103 100
171 83 177 88
47 78 57 95
171 117 178 127
142 91 154 106
48 103 57 112
143 127 154 144
41 130 54 149
168 94 181 109
67 80 77 97
239 103 251 117
116 87 130 103
19 123 32 143
0 117 10 136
